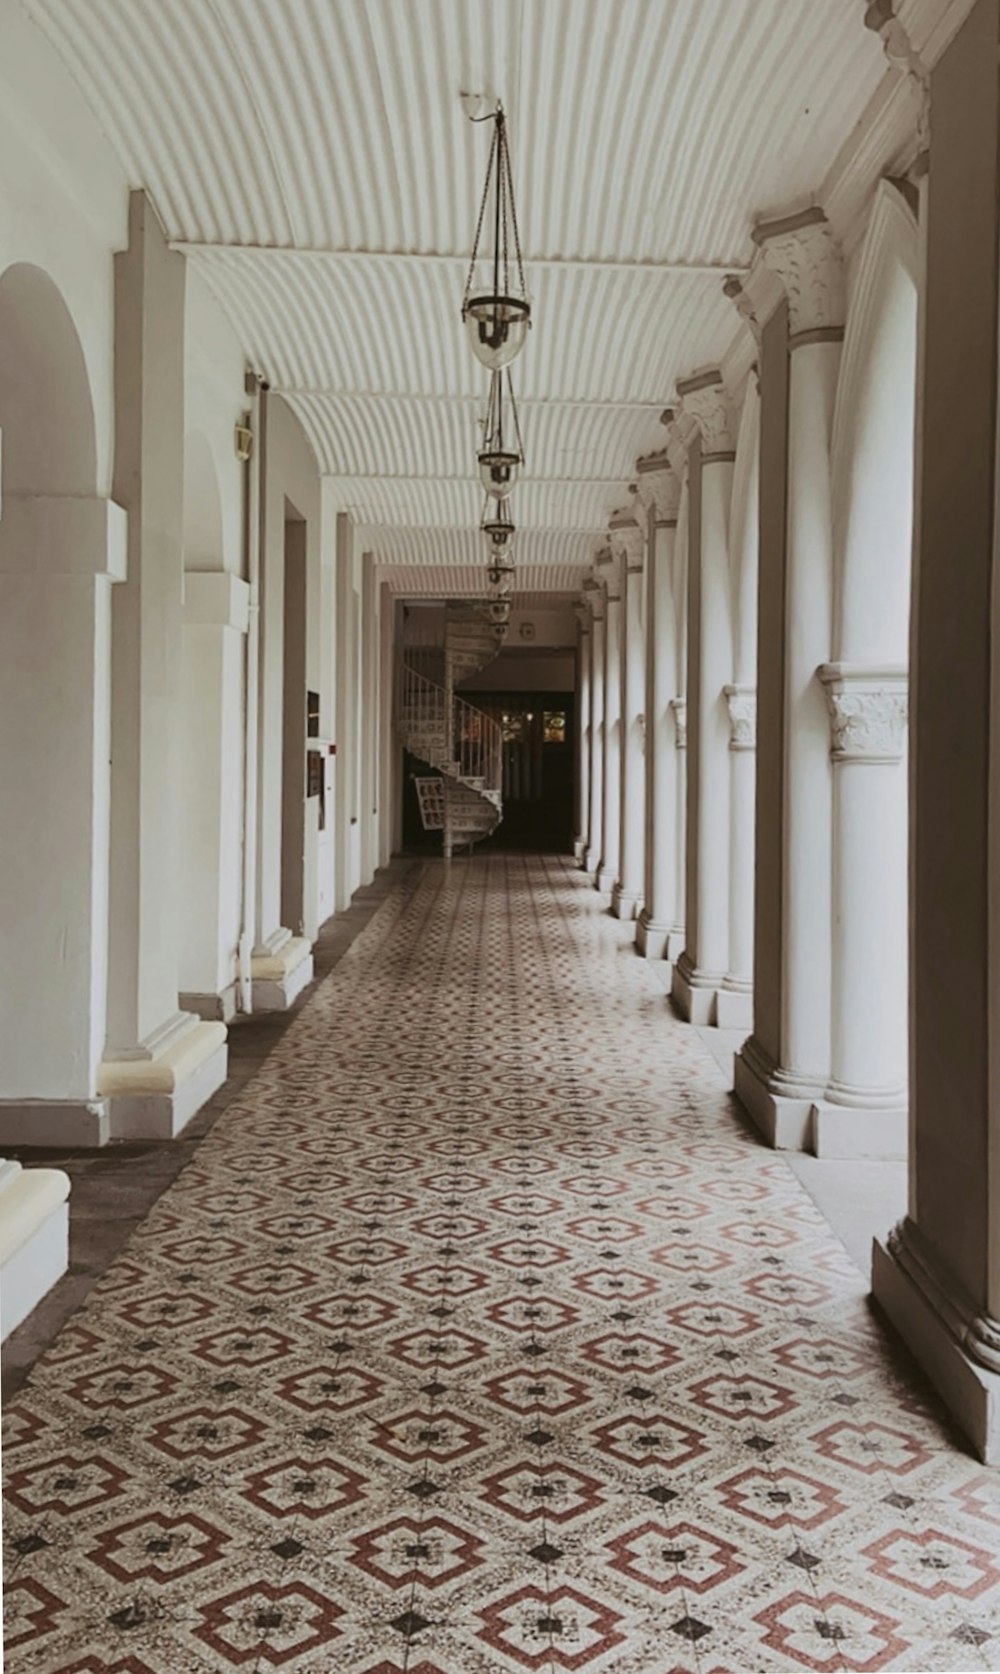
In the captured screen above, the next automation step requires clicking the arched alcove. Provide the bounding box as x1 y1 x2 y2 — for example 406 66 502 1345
831 181 919 663
0 261 107 1114
0 262 98 500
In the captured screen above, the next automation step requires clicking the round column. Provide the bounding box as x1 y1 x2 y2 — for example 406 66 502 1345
635 460 681 959
734 209 844 1149
672 375 735 1025
812 665 908 1155
717 685 756 1028
596 550 623 893
612 519 646 919
671 698 687 956
574 601 591 864
582 579 604 875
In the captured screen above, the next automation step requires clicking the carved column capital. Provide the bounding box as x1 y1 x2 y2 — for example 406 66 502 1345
608 513 645 572
634 451 681 525
574 600 591 632
677 370 735 461
670 697 687 750
582 576 604 621
724 684 757 751
819 663 908 762
751 208 845 339
596 544 623 602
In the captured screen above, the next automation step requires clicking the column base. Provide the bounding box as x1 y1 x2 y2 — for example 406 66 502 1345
635 912 672 961
671 954 725 1026
251 935 314 1011
714 983 753 1030
810 1098 908 1159
582 845 600 875
573 836 587 863
873 1226 1000 1464
0 1098 109 1148
595 863 618 894
733 1036 826 1150
98 1020 228 1141
610 884 642 921
180 983 239 1024
0 1160 70 1340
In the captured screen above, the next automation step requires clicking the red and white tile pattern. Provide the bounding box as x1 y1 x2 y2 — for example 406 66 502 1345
5 855 1000 1672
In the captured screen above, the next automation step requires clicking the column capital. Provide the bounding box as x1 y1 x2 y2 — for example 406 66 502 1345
677 370 735 460
635 450 681 525
574 600 591 632
724 683 757 751
581 575 604 620
608 511 645 571
722 275 762 356
595 544 623 602
751 208 846 339
670 697 687 749
818 662 908 762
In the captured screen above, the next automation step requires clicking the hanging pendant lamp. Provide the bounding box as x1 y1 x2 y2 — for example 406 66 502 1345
482 497 515 556
462 105 531 370
478 369 524 500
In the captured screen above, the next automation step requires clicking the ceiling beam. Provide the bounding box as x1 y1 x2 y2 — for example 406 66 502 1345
173 241 749 276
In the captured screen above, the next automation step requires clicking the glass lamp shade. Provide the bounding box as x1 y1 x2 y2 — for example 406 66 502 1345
482 507 515 552
490 621 508 642
479 448 521 500
487 597 512 625
487 561 515 593
463 294 531 371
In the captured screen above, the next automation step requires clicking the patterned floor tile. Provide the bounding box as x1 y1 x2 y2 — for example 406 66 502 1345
5 855 1000 1670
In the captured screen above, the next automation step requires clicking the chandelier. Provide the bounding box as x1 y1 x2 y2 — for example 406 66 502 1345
462 104 531 371
478 369 523 500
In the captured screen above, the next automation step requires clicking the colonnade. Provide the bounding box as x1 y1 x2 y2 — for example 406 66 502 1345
0 191 392 1151
574 0 1000 1462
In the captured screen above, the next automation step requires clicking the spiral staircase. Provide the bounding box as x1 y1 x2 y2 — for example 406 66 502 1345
397 605 504 857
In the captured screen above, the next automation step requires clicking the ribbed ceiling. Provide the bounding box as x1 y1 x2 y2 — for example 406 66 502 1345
23 0 889 591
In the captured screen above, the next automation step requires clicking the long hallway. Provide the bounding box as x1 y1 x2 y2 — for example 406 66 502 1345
6 857 1000 1673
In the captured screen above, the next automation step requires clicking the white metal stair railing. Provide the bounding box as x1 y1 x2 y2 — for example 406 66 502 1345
445 605 504 687
397 661 503 856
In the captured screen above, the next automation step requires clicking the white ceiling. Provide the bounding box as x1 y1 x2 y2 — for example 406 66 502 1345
24 0 889 578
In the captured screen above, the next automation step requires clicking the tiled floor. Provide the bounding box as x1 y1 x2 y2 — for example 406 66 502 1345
5 854 1000 1673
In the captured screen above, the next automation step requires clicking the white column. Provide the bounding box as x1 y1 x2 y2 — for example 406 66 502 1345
596 548 623 893
583 578 605 875
809 668 908 1156
612 517 646 919
717 687 756 1027
101 191 227 1140
734 210 844 1147
673 375 734 1024
718 381 760 1028
178 573 250 1025
635 458 682 959
873 0 1000 1463
574 602 591 864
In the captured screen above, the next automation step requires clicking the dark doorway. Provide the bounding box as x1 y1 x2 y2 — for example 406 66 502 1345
475 691 575 852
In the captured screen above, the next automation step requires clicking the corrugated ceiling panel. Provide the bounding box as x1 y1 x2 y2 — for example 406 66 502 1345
25 0 885 258
333 476 615 533
283 390 661 483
